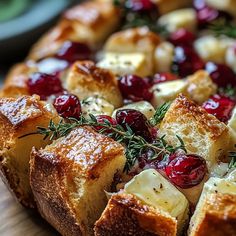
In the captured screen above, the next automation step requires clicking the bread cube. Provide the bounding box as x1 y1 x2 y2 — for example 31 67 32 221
186 70 217 104
65 61 123 108
151 79 188 108
0 63 37 98
112 101 155 119
188 177 236 236
0 95 59 207
154 41 175 72
194 36 234 63
97 52 151 77
30 126 125 236
28 1 121 61
95 193 178 236
104 27 161 75
82 96 114 118
159 95 230 169
95 169 189 235
158 8 197 32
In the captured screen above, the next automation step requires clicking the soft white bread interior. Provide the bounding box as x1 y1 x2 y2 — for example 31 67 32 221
158 95 230 169
188 176 236 236
95 192 178 236
104 27 161 75
0 95 59 207
65 60 123 108
30 126 125 236
123 169 189 234
28 1 121 61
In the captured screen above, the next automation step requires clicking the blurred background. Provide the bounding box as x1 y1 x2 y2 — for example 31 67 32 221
0 0 77 81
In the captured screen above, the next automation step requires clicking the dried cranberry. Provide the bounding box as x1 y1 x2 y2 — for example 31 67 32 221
168 29 196 47
152 72 179 84
56 41 92 63
202 94 235 123
94 115 117 134
37 57 69 74
172 46 205 77
53 94 81 119
27 72 63 100
118 75 153 101
205 62 236 87
127 0 155 11
165 153 207 189
116 109 152 141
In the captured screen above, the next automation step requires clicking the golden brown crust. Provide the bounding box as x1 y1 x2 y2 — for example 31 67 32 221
94 193 177 236
28 1 121 61
0 63 36 98
65 61 123 108
190 193 236 236
30 126 125 235
161 95 228 140
0 96 59 207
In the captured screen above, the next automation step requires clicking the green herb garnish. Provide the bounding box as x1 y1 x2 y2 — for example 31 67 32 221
229 151 236 169
209 20 236 38
20 113 185 172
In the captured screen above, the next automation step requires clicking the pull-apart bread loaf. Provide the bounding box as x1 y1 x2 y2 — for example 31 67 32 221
188 175 236 236
30 126 125 236
95 169 189 236
0 95 59 207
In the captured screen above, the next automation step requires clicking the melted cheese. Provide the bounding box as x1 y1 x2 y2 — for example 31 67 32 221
124 169 188 219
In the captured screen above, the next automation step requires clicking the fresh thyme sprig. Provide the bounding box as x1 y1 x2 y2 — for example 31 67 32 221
20 113 186 172
209 20 236 38
149 102 171 126
229 151 236 169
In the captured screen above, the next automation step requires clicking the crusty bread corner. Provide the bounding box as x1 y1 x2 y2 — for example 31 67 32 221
65 60 123 108
28 0 121 61
30 126 126 236
0 95 59 207
94 192 178 236
188 177 236 236
159 95 230 169
0 63 37 98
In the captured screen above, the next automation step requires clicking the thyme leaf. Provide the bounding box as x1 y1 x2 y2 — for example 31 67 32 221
209 20 236 38
229 151 236 169
20 113 186 172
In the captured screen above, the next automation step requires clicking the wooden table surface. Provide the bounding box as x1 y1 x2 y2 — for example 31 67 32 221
0 179 60 236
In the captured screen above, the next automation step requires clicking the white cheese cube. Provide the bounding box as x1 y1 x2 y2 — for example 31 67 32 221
226 43 236 73
158 8 197 33
154 41 175 73
97 52 151 77
194 36 234 63
124 169 189 231
82 96 114 118
151 79 188 108
112 101 155 119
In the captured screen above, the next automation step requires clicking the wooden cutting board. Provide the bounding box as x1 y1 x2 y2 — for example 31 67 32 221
0 179 60 236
